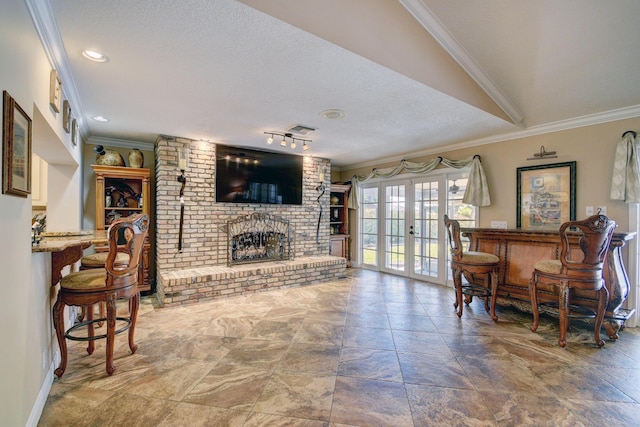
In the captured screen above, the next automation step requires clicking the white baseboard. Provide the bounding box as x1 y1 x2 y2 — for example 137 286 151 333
25 348 60 427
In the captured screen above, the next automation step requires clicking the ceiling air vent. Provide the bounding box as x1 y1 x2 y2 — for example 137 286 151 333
286 124 316 135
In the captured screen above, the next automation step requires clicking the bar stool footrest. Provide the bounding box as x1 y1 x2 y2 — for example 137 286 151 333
65 317 132 342
461 283 491 298
539 302 597 320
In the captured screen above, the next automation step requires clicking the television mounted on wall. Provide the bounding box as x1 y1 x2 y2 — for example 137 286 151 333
215 144 303 205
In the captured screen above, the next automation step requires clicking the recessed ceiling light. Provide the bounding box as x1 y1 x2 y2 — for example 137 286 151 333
92 116 109 122
320 109 346 120
82 50 109 63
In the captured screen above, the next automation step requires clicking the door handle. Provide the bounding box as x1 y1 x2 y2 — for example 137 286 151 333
409 225 415 235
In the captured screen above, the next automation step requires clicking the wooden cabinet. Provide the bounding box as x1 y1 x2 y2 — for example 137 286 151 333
91 165 151 291
329 184 350 265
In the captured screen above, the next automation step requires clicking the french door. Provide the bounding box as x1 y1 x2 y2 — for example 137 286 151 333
359 171 476 285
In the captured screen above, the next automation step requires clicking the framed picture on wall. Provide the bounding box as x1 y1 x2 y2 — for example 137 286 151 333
516 161 576 230
62 99 71 133
49 69 62 113
71 118 78 146
2 90 32 197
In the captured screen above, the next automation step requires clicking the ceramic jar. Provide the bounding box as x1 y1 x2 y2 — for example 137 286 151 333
128 149 144 168
94 145 125 167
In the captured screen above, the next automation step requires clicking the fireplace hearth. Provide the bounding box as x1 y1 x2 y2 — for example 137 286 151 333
223 212 292 266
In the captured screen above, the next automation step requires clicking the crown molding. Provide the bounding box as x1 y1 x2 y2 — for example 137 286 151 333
341 104 640 171
26 0 88 141
399 0 524 125
87 136 155 151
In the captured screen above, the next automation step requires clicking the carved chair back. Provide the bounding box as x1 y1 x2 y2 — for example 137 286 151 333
444 214 463 261
558 214 616 280
105 214 149 289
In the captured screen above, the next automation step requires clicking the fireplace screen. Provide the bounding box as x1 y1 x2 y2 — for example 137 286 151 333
223 212 292 266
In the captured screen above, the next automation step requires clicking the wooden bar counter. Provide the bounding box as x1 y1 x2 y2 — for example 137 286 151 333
461 227 635 339
32 230 108 286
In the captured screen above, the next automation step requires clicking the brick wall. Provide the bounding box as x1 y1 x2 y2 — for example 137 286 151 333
154 136 337 305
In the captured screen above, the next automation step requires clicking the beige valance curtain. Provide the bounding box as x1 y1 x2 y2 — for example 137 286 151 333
610 132 640 203
349 155 491 209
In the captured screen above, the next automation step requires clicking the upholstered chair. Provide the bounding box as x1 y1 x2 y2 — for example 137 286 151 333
529 214 616 347
53 214 149 377
77 251 129 324
444 215 500 321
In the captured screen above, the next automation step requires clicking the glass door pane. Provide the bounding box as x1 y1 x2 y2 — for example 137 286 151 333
360 186 379 267
412 179 439 281
384 184 406 273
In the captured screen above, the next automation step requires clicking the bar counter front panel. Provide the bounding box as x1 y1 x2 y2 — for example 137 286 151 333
461 228 635 339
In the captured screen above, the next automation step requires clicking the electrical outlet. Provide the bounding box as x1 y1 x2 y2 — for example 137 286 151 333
491 221 508 229
586 206 594 216
597 206 607 215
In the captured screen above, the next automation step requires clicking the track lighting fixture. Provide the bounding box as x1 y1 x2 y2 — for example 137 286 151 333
264 132 312 152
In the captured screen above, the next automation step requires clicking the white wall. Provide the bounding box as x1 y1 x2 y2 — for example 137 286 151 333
0 1 82 425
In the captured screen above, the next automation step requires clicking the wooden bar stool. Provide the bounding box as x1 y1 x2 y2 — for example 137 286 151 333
77 252 129 323
529 214 616 347
444 215 500 321
53 214 148 377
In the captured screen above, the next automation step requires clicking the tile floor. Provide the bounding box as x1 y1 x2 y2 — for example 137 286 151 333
38 268 640 426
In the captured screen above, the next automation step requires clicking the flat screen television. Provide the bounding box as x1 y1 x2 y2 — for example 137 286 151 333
215 145 303 205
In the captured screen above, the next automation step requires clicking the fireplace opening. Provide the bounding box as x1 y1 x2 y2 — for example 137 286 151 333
223 213 292 266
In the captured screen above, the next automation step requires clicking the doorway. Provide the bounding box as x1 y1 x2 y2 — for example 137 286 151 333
358 170 477 284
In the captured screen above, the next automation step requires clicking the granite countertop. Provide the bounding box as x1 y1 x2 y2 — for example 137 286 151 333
32 230 108 253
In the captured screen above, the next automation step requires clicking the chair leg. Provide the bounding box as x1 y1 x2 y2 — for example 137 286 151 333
97 301 106 328
53 299 68 378
558 281 569 348
529 274 540 332
128 292 140 354
105 296 117 376
489 270 498 321
453 266 463 317
86 304 95 355
594 286 608 348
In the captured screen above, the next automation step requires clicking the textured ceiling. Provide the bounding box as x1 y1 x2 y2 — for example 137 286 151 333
43 0 640 168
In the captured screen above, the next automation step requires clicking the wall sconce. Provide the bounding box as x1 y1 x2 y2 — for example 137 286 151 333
527 145 557 161
264 132 311 152
177 147 189 252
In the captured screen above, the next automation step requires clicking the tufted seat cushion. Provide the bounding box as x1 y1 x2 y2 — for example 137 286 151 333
81 252 128 268
534 259 563 274
60 268 108 290
461 251 499 264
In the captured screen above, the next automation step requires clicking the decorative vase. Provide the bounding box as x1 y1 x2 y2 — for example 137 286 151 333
128 149 144 168
330 195 340 205
94 145 125 167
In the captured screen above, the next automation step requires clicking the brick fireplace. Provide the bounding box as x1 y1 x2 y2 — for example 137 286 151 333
154 136 346 306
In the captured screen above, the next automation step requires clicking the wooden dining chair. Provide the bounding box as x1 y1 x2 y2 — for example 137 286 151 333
444 215 500 321
529 214 616 347
53 214 149 377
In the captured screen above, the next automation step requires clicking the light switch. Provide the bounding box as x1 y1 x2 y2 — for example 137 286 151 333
586 206 594 216
491 221 508 229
